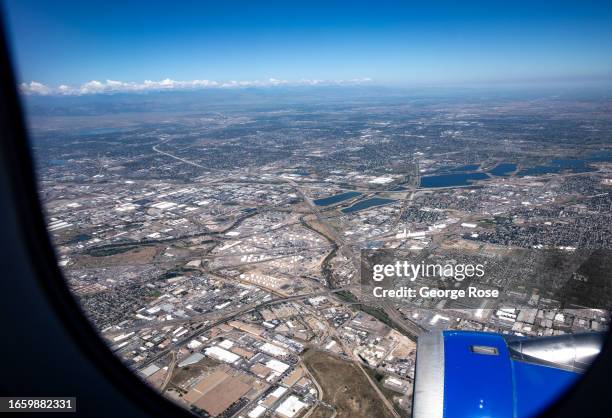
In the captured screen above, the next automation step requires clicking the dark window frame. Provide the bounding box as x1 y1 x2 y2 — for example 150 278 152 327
0 12 610 418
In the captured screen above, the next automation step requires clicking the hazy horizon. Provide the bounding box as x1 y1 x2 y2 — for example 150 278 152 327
4 0 612 96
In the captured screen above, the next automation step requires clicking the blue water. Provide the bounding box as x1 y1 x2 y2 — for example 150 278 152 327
415 152 611 186
420 172 489 188
341 197 396 213
489 163 517 177
314 191 362 206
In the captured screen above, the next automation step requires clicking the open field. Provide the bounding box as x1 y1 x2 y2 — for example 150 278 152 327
168 356 221 392
303 349 395 418
75 244 160 267
309 405 335 418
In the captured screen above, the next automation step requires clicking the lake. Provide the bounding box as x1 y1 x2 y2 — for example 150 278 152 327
419 153 611 186
420 172 489 188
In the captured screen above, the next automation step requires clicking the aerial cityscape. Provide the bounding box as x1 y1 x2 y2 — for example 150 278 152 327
24 87 612 417
5 0 612 416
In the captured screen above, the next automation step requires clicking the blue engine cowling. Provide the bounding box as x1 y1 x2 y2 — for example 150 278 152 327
412 331 604 418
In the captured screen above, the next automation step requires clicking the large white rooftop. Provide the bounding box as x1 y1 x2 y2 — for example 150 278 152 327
204 346 240 363
275 395 308 418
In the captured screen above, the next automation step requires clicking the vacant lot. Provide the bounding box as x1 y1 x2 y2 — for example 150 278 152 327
309 405 335 418
75 244 160 267
303 350 394 418
169 356 221 392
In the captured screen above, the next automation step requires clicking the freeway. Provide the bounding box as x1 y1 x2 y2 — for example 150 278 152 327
133 286 354 369
283 178 360 272
152 142 208 169
282 177 407 418
283 176 426 341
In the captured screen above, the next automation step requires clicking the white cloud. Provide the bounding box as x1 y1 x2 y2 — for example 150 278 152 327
18 77 372 96
268 78 288 86
20 81 52 95
57 84 73 94
79 80 106 94
300 79 323 85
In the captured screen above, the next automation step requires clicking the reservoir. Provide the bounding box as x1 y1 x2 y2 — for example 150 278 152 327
420 172 489 188
342 197 396 213
419 153 611 186
314 191 362 206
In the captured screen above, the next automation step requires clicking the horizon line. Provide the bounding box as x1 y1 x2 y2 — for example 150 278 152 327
19 75 612 97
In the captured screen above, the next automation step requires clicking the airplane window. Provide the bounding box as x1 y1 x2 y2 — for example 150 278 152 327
3 1 612 417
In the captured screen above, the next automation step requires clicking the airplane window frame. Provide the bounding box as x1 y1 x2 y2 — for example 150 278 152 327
0 20 197 418
0 14 610 418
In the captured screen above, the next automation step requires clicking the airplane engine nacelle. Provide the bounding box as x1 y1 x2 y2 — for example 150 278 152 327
412 331 605 418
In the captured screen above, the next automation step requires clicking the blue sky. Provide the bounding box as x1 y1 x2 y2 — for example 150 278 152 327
3 0 612 94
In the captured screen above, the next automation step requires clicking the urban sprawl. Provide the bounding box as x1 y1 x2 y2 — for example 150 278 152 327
30 90 612 418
